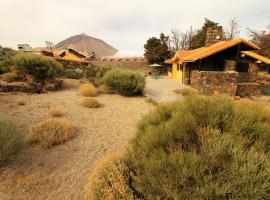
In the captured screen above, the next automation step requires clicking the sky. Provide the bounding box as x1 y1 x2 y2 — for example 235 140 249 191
0 0 269 56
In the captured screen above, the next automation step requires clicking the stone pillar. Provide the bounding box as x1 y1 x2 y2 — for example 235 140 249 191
224 59 236 71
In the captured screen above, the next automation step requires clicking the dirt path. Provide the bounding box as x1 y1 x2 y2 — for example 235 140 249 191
0 79 153 200
144 77 185 103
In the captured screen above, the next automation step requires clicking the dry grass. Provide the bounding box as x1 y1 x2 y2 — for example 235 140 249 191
50 107 64 117
1 72 18 83
79 83 97 97
80 97 100 108
84 153 136 200
27 119 76 149
174 87 198 96
97 84 114 94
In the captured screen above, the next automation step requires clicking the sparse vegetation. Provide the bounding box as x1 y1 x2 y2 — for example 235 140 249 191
103 68 145 96
50 107 64 117
62 69 84 79
1 72 20 83
0 115 24 165
86 63 113 79
0 46 17 74
88 95 270 199
14 54 63 81
122 95 270 199
79 83 98 97
97 84 114 94
261 85 270 96
85 153 136 200
27 119 76 149
174 87 198 96
80 97 100 108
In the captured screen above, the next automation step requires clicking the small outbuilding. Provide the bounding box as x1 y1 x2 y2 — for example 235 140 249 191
165 27 270 96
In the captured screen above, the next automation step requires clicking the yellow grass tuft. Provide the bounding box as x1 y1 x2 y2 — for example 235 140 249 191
50 107 64 117
79 83 97 97
84 153 136 200
97 84 114 94
80 97 100 108
27 119 76 149
174 87 198 96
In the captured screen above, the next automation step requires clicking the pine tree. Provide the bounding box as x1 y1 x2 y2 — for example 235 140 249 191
144 33 170 64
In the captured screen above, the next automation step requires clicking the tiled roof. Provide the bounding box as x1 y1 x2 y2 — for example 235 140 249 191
165 38 260 64
241 51 270 65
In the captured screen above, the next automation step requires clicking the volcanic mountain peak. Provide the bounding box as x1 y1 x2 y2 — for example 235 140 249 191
55 33 118 57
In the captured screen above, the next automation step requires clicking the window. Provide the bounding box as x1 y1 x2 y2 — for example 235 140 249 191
177 64 182 71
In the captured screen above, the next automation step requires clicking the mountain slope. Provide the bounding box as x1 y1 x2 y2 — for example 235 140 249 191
55 33 118 57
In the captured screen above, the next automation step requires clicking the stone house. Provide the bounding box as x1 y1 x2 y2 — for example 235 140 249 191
165 27 270 96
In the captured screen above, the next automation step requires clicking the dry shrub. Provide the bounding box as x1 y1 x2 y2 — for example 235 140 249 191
50 107 64 117
1 72 19 82
0 115 24 165
27 119 76 149
174 87 198 96
79 83 97 97
80 97 100 108
97 84 114 94
124 95 270 199
85 153 136 200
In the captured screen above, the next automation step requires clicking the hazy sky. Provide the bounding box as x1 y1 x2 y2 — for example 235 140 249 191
0 0 269 55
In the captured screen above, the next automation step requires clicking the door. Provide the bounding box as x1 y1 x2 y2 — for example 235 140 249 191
172 63 183 83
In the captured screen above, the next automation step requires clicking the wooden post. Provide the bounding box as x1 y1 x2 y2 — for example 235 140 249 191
235 44 241 68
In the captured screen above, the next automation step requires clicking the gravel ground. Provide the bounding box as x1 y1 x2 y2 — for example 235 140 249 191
144 76 186 103
0 79 153 200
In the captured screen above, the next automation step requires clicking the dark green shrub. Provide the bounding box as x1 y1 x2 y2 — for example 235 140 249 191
0 60 15 74
14 54 63 81
261 85 270 96
86 63 113 78
0 115 24 165
103 68 145 96
0 46 17 74
62 69 83 79
123 95 270 199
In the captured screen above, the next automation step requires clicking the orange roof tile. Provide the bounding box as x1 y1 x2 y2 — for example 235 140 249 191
241 51 270 65
165 38 260 64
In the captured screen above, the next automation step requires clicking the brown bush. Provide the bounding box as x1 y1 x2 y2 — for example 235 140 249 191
80 97 100 108
174 87 198 96
27 119 76 149
1 72 19 83
50 107 64 117
85 153 136 200
97 84 114 94
79 83 97 97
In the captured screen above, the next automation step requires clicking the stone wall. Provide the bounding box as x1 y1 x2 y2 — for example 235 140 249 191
237 83 261 96
191 70 238 95
238 72 257 83
224 60 236 71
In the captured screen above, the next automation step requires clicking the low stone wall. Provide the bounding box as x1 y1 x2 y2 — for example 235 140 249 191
257 72 270 87
0 81 38 93
191 70 238 95
238 72 257 83
237 83 261 96
0 79 63 93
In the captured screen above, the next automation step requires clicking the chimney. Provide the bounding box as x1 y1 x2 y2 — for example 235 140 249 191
205 26 223 47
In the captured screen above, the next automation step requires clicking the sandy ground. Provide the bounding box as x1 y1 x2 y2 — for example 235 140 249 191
144 77 185 103
0 79 153 200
